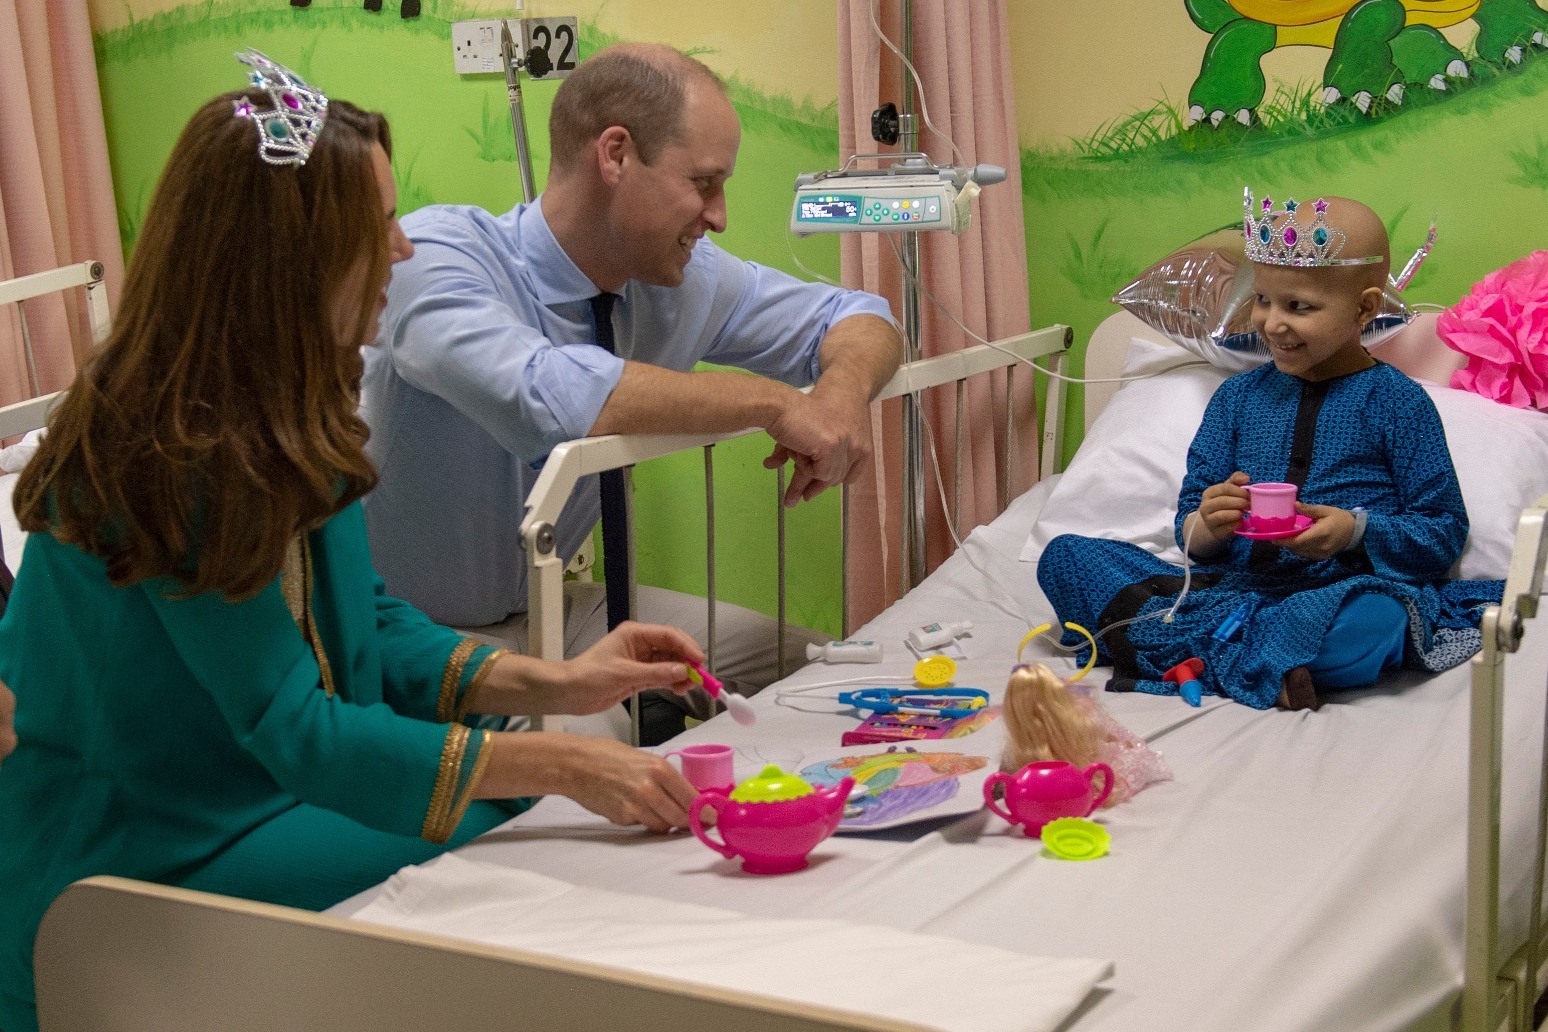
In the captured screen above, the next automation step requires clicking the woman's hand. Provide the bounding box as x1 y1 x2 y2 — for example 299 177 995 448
482 731 698 833
549 735 698 831
554 622 704 714
470 621 704 717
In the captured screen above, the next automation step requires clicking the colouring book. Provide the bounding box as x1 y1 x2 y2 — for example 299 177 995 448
800 748 994 832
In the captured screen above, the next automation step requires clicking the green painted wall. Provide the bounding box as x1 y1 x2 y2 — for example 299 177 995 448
1012 6 1548 466
94 4 849 636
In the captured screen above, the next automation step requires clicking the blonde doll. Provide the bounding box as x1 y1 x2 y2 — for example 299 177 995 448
1001 663 1171 806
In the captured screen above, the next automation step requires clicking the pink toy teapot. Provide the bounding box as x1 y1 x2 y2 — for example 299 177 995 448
983 760 1113 837
690 765 855 874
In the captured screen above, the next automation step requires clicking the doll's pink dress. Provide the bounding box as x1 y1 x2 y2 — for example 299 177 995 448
1073 685 1172 805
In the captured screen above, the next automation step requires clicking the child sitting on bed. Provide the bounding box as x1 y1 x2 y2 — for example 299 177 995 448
1037 190 1503 711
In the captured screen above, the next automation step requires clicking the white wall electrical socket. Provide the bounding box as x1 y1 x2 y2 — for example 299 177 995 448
451 19 519 75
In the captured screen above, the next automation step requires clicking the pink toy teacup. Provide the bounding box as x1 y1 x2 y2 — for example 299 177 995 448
983 760 1113 837
1245 482 1298 533
690 765 854 875
664 743 735 793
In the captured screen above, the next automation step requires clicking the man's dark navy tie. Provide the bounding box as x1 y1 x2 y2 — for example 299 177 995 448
589 293 633 630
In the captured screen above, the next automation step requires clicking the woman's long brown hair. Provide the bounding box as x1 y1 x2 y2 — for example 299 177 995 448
14 91 394 600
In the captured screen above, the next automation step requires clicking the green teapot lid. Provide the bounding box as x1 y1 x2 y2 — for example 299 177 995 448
728 764 814 803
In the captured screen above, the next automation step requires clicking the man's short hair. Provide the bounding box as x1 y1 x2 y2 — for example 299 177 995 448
548 45 724 172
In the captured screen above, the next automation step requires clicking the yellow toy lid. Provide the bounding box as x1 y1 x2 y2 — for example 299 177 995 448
913 655 957 688
728 765 814 803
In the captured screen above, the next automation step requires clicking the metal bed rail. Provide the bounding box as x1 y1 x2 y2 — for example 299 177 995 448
518 325 1071 731
0 260 110 440
1466 490 1548 1032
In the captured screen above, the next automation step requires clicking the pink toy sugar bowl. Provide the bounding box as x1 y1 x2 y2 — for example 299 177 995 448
983 760 1113 838
689 765 854 875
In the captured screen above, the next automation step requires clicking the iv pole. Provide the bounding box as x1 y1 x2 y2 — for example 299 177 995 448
895 0 927 593
500 20 543 203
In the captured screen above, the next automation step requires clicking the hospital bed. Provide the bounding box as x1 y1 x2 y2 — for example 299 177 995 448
33 876 921 1032
10 301 1548 1031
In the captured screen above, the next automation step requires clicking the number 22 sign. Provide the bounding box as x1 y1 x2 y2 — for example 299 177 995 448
522 17 578 79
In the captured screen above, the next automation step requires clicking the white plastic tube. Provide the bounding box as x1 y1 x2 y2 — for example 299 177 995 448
806 640 883 664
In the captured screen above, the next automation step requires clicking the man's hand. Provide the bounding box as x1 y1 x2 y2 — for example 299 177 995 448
762 313 899 507
0 679 14 766
1280 503 1356 560
763 383 872 506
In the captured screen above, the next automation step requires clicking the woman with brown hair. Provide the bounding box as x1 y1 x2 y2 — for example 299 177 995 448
0 52 703 1032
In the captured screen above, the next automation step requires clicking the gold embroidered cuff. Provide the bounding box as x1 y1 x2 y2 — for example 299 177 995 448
437 729 494 841
421 724 471 843
455 649 509 722
436 640 480 723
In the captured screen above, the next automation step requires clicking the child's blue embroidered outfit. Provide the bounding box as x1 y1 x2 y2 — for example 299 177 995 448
1038 361 1505 708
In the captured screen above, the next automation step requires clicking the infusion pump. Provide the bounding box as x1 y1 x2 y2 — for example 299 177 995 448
790 160 1004 237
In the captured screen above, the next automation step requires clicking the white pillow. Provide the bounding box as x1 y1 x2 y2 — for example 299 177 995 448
1431 386 1548 581
1021 336 1548 582
1020 337 1226 566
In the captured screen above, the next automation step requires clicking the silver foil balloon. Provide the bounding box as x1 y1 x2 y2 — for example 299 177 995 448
1112 227 1432 371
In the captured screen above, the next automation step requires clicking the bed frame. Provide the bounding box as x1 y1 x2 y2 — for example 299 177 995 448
1469 494 1548 1032
517 323 1074 725
32 876 925 1032
9 271 1545 1031
0 261 109 440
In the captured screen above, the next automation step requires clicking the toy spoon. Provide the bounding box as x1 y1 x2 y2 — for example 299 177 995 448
686 660 757 726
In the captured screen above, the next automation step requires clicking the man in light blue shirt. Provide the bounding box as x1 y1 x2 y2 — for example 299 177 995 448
361 42 900 742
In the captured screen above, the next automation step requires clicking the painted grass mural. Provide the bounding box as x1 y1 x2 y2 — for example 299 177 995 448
1023 53 1548 460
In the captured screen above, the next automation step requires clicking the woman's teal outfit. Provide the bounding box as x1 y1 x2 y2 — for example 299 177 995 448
0 501 519 1032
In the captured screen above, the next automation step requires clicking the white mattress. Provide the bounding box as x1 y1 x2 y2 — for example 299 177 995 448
339 479 1548 1032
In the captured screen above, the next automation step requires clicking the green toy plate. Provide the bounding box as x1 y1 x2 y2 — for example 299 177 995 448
1040 817 1110 861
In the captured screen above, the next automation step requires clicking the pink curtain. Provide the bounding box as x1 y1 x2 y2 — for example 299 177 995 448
0 0 123 408
838 0 1033 630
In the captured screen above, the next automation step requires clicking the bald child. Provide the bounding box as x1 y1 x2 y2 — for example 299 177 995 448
1185 197 1393 564
1038 189 1488 713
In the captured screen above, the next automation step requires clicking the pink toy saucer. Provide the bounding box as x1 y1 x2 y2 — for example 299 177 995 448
1236 514 1313 540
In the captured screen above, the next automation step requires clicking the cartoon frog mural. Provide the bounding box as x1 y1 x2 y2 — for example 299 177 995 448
1186 0 1548 126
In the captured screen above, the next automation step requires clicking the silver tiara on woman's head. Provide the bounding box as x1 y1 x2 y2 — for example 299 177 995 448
1242 187 1382 268
231 49 329 167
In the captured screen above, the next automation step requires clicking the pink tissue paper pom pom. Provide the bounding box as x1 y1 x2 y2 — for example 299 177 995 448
1439 250 1548 410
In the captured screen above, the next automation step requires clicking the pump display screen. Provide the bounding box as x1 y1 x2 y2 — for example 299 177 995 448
797 195 861 223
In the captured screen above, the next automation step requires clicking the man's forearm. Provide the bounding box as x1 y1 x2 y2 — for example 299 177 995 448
814 313 902 403
584 312 899 442
586 363 796 437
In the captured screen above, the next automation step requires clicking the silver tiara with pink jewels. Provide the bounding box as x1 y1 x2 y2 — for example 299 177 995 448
1242 187 1382 268
232 49 328 167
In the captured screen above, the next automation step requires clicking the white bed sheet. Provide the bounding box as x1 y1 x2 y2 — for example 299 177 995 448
339 478 1547 1032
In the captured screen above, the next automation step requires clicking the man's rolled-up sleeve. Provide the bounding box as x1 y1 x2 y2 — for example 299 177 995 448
385 239 624 463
